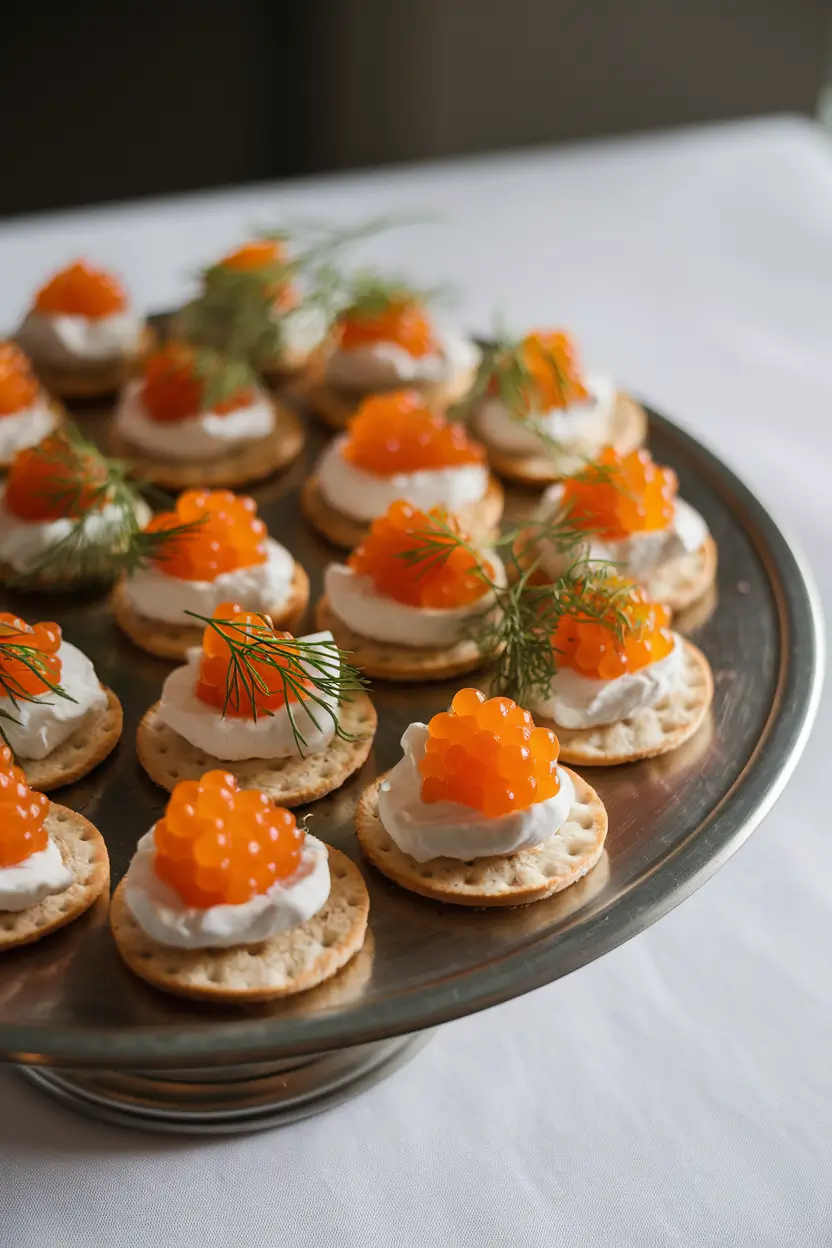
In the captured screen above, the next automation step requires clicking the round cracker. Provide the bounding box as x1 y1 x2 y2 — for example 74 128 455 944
24 323 156 401
301 472 504 551
109 846 369 1003
136 692 377 806
644 534 718 615
21 687 123 792
112 562 310 660
551 639 714 767
302 363 479 432
356 767 607 908
315 593 487 683
476 392 647 486
0 804 109 950
0 398 66 472
108 398 305 491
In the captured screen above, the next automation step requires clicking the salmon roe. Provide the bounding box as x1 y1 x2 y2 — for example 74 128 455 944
217 239 297 311
338 296 436 357
344 390 486 476
0 745 50 868
140 345 256 423
520 331 589 410
33 260 127 319
420 688 561 817
153 770 304 907
561 447 677 540
196 602 308 718
5 431 109 522
0 343 39 417
349 501 489 608
0 613 62 698
145 490 267 581
553 578 674 680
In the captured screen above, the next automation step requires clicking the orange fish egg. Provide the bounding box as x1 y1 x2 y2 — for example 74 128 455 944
140 345 256 424
560 447 677 540
153 770 304 907
0 343 39 416
196 602 308 718
337 296 436 358
344 390 486 476
33 260 127 319
0 743 50 868
145 489 267 581
349 500 490 608
419 687 562 817
217 239 297 311
4 431 110 522
0 613 62 698
553 577 674 680
520 330 589 410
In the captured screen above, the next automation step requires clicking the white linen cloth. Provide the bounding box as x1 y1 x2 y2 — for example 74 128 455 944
0 115 829 1247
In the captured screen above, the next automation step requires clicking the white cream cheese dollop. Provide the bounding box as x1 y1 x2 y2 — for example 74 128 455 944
0 396 59 460
124 539 295 625
17 310 143 369
317 435 489 523
114 380 275 462
158 631 341 761
528 634 685 729
123 829 330 949
0 641 107 760
277 304 327 360
476 375 615 456
378 723 575 863
325 327 480 392
537 486 709 582
0 838 73 912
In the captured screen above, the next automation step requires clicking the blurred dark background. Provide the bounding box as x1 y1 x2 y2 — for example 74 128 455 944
3 0 830 217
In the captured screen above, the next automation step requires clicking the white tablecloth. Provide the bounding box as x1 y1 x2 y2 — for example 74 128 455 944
0 116 829 1248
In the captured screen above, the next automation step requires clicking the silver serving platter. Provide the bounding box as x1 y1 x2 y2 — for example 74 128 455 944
0 390 822 1133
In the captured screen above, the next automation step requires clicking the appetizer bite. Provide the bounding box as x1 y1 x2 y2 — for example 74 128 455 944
0 612 122 790
137 603 376 805
0 746 109 949
0 428 150 590
529 447 717 613
303 389 503 549
356 688 607 907
469 329 646 485
16 259 151 399
113 489 309 659
304 274 481 429
110 770 369 1003
112 344 304 489
0 343 62 467
317 501 502 682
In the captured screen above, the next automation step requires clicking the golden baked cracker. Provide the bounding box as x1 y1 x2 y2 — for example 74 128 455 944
26 323 156 401
112 562 310 661
0 398 66 471
109 846 369 1003
356 767 607 907
552 639 714 767
476 392 648 486
315 594 487 683
136 692 377 806
0 805 109 950
108 398 305 491
301 472 504 550
300 361 480 432
22 687 123 792
644 534 718 615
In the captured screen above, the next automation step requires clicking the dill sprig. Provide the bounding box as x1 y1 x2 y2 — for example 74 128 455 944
0 628 76 749
337 270 449 321
184 610 368 756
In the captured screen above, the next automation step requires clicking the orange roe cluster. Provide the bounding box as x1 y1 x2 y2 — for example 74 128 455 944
217 239 297 311
0 744 50 868
344 390 486 475
349 501 489 608
419 688 561 817
153 770 304 907
196 602 307 718
145 489 267 581
140 345 256 423
553 578 674 679
33 260 127 319
561 447 677 540
0 613 62 697
5 431 109 522
337 296 436 358
0 343 39 417
520 330 589 410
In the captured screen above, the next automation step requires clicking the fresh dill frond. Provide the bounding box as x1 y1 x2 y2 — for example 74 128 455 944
337 269 450 320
